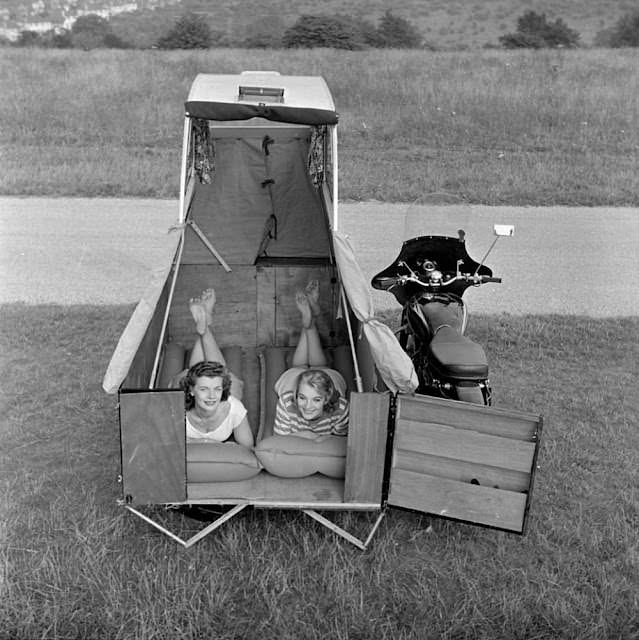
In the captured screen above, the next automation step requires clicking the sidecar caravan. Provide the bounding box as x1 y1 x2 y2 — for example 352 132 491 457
103 72 543 548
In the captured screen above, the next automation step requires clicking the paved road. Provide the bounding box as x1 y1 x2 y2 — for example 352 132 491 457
1 197 638 316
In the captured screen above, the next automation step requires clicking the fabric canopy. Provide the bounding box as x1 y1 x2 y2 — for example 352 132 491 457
182 132 332 264
102 233 181 394
332 230 418 394
186 102 338 126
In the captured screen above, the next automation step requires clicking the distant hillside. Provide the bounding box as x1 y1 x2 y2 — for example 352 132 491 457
1 0 637 48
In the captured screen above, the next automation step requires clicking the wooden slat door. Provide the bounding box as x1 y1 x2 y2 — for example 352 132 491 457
387 394 542 533
119 390 187 505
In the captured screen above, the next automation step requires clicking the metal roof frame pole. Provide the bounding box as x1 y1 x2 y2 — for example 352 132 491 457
328 125 364 393
340 286 363 393
149 117 191 387
178 117 191 224
149 231 185 388
330 126 339 231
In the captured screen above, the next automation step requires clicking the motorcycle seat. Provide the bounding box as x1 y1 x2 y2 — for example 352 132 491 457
427 325 489 379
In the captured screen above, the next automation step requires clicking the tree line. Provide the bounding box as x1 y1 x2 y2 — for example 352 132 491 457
6 10 639 50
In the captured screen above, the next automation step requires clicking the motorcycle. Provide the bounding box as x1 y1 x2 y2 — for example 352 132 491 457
372 225 514 405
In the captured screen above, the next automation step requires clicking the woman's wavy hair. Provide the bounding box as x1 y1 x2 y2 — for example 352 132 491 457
295 369 341 414
181 361 231 410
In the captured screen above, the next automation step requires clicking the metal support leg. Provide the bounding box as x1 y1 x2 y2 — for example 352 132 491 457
125 504 385 550
302 509 386 550
125 504 248 548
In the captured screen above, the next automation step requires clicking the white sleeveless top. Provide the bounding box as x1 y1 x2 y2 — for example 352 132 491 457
185 396 247 443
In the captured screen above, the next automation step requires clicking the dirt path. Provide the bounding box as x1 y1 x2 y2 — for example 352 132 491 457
1 197 638 316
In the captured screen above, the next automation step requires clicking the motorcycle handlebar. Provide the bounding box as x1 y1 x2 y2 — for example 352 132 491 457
387 273 502 288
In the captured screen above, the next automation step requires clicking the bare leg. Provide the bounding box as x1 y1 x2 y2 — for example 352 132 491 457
189 329 226 367
304 323 327 367
291 292 311 367
185 289 245 399
188 289 225 366
305 279 321 317
303 281 327 366
291 290 327 367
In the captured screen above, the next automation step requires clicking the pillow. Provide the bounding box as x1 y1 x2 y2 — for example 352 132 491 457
254 434 347 479
186 442 262 483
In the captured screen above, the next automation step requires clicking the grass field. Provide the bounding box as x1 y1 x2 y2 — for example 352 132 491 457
1 37 638 640
1 46 639 205
1 304 638 639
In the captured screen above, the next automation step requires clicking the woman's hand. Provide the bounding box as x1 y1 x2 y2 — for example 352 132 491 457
233 417 254 448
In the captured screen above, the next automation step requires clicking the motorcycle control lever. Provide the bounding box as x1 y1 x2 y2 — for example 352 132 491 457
397 273 501 288
398 260 419 278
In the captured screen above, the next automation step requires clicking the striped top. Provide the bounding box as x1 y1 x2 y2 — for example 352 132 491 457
274 391 349 436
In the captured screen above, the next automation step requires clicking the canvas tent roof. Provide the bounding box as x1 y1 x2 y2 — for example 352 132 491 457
181 128 331 263
185 72 338 125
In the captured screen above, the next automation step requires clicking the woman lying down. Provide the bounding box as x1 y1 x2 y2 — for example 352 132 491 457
172 282 348 449
171 287 254 447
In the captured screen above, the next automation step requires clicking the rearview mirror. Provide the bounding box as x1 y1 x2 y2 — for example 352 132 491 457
474 224 514 275
494 224 515 236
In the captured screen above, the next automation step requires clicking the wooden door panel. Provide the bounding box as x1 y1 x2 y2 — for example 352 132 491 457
389 468 528 532
119 390 186 505
394 419 537 473
389 394 542 533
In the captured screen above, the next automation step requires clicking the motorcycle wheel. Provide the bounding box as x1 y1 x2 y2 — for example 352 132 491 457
455 383 487 405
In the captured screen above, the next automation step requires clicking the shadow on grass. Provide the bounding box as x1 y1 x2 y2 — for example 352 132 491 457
0 304 638 640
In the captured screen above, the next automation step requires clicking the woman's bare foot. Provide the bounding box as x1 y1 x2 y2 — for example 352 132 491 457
189 288 216 335
305 279 321 317
295 291 313 329
201 288 216 323
189 296 208 335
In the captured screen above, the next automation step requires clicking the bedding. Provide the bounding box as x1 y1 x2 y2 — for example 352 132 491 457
187 442 262 482
254 434 347 478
